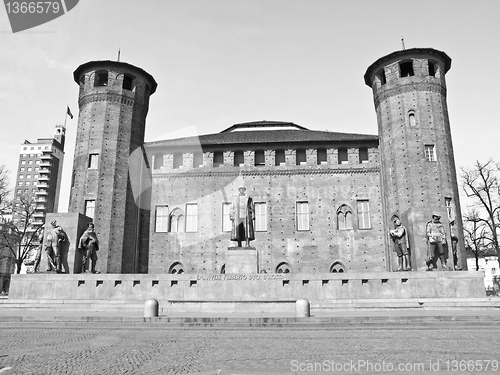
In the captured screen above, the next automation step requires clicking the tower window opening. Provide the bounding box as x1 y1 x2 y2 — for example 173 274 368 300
338 148 348 164
317 148 327 164
193 152 203 167
153 154 164 169
359 148 369 163
234 150 244 166
376 69 387 85
409 112 417 127
424 145 436 162
296 149 306 165
173 153 183 169
428 60 438 77
88 154 99 169
122 74 135 91
213 151 223 167
399 61 414 77
275 149 285 166
254 150 265 166
94 71 108 87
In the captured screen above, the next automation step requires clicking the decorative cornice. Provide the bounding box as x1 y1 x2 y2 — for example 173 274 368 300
152 167 380 179
374 82 446 109
78 92 147 109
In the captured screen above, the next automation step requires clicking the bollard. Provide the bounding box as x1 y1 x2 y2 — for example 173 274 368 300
295 298 310 317
144 298 159 317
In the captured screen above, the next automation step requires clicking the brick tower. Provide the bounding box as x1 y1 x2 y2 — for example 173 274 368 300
70 61 157 273
364 48 466 271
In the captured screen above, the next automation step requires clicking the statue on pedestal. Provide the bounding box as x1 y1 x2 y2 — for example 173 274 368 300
230 186 255 247
45 221 67 273
450 219 461 270
389 218 411 271
426 214 448 271
78 223 100 274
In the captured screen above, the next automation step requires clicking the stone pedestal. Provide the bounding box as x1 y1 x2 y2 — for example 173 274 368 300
226 247 258 274
42 213 92 274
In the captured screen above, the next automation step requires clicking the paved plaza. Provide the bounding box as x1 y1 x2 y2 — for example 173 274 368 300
0 320 499 375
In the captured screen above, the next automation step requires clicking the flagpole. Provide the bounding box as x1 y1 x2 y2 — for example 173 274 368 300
64 106 68 128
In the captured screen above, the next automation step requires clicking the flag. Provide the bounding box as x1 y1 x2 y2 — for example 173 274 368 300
67 106 73 119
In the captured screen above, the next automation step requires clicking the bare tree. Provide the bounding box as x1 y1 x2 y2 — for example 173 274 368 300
0 165 9 210
0 194 43 274
463 208 489 270
461 159 500 269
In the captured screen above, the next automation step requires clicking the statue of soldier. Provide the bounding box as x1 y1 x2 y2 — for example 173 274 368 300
230 186 255 247
78 223 100 274
389 218 411 271
426 214 448 271
45 221 67 273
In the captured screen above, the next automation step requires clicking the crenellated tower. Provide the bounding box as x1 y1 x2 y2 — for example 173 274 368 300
70 61 157 273
364 48 466 271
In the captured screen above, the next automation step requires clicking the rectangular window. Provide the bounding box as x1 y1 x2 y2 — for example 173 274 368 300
213 151 223 167
85 200 96 218
254 150 265 166
193 152 203 167
88 154 99 168
296 149 306 165
445 197 453 220
153 154 164 169
357 200 371 229
425 145 436 161
359 148 369 163
317 148 327 165
296 202 310 231
155 205 169 232
21 161 26 165
222 202 232 232
338 148 348 164
122 75 134 91
185 203 198 232
254 202 267 231
173 153 183 169
275 149 285 166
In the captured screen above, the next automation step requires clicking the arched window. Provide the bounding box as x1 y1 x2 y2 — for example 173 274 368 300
169 208 185 233
220 264 225 274
337 205 353 230
276 262 291 273
408 111 417 127
169 262 184 274
94 70 108 87
330 261 346 273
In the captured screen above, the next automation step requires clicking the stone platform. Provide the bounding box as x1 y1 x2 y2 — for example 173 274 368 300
6 271 487 314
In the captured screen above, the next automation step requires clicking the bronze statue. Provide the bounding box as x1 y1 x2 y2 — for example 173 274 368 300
78 222 100 273
45 221 67 273
389 218 410 271
426 214 447 271
450 219 461 270
230 186 255 247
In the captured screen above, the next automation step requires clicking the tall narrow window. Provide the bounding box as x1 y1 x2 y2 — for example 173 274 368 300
296 149 306 165
193 152 203 167
254 202 267 232
254 150 265 166
377 69 387 85
399 61 414 77
173 153 183 169
234 150 244 166
169 208 184 233
85 200 96 219
317 148 327 164
428 60 438 77
424 145 436 161
213 151 223 167
88 154 99 169
155 205 169 232
185 203 198 232
222 203 232 232
338 148 348 164
94 71 108 87
296 202 309 231
337 205 353 230
445 198 453 220
275 149 285 166
153 154 164 169
359 148 369 163
409 112 417 127
122 74 134 91
357 200 371 229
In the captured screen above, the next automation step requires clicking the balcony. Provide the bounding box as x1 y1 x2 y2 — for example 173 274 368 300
38 175 49 182
35 197 47 203
36 182 49 189
36 204 46 211
35 190 48 196
40 153 52 160
40 161 51 167
33 212 45 219
38 168 50 175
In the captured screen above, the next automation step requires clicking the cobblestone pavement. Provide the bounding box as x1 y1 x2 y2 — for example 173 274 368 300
0 322 499 375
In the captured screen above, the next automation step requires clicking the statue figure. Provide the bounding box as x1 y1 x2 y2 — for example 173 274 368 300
425 214 447 271
78 222 100 274
33 227 43 273
45 221 67 273
389 218 410 271
450 219 461 270
230 186 255 247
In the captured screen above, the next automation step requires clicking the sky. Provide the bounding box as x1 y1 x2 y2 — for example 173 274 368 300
0 0 499 212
